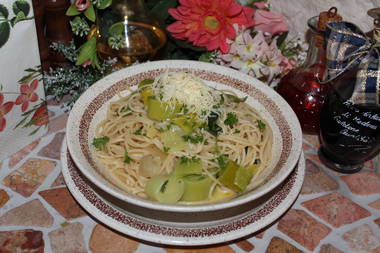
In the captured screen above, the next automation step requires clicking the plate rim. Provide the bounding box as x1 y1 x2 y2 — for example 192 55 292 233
61 137 305 246
66 60 303 213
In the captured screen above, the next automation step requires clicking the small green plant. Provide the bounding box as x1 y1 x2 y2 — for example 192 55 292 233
0 0 33 48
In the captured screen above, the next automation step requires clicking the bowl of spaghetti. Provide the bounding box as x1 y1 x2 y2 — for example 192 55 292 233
66 60 302 213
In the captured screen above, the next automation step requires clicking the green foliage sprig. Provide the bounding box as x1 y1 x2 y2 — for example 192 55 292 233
43 41 119 110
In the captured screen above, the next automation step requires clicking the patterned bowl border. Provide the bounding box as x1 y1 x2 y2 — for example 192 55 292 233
65 145 302 240
67 60 302 213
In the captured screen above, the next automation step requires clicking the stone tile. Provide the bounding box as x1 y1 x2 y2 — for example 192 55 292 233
302 142 313 152
319 244 344 253
372 246 380 253
37 132 65 160
90 224 140 253
277 209 331 251
48 109 56 119
8 139 40 168
166 245 235 253
255 231 265 239
369 199 380 210
305 153 322 166
302 192 370 227
0 199 53 227
375 218 380 229
45 113 68 136
0 189 10 208
301 159 339 195
39 187 87 220
235 239 255 252
342 224 380 252
265 236 304 253
0 229 44 252
49 222 86 253
303 134 320 149
341 171 380 195
51 172 66 187
2 158 56 197
363 155 380 172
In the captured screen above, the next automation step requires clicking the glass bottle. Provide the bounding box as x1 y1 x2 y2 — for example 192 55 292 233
276 8 341 135
96 0 167 65
318 10 380 173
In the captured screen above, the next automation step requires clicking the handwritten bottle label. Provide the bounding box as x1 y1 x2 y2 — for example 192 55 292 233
332 101 379 148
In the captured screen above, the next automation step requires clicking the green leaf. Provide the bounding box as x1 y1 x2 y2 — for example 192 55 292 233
0 21 10 48
76 37 97 65
199 52 213 62
149 0 177 21
12 11 26 26
28 126 42 136
108 22 124 36
0 4 9 19
18 72 34 83
276 31 288 48
66 4 81 16
96 0 112 10
92 136 110 149
13 0 30 17
84 3 96 22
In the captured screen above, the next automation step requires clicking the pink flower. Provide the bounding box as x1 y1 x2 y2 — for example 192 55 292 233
254 10 288 36
217 29 294 83
15 79 39 112
253 1 267 9
75 0 91 11
0 94 14 132
81 59 92 67
167 0 255 53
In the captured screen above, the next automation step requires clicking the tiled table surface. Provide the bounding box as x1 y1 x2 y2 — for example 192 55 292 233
0 100 380 253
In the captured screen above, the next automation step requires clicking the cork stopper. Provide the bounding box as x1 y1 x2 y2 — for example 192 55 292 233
368 8 380 41
317 7 342 32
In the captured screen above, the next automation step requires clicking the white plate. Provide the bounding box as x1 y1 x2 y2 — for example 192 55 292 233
65 60 303 213
61 138 305 246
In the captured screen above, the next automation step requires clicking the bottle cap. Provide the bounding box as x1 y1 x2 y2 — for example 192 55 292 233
317 7 342 32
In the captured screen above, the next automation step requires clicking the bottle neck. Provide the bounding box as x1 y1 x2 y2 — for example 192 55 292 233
303 31 327 67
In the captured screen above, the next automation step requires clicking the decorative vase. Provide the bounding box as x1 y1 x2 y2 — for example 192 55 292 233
276 8 342 135
96 0 167 65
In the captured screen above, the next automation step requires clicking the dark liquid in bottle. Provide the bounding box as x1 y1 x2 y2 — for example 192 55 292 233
319 67 380 173
276 63 330 134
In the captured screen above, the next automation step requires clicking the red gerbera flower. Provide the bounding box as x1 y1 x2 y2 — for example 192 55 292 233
167 0 254 53
0 94 14 132
15 79 39 112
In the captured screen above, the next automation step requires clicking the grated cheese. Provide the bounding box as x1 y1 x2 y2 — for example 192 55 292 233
152 71 218 122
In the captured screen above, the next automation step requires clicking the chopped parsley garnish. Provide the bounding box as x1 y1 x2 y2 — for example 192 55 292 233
224 112 238 126
133 126 143 135
124 151 134 164
180 156 200 164
217 155 228 169
163 146 170 152
234 129 241 134
257 120 266 131
92 136 109 150
207 112 222 136
182 105 189 114
182 134 204 144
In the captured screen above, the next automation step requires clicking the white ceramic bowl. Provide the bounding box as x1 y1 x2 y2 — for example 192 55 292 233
66 60 302 213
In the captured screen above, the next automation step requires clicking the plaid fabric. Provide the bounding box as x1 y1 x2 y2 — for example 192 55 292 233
324 21 380 105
